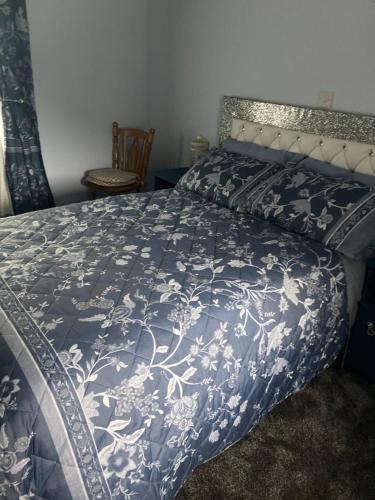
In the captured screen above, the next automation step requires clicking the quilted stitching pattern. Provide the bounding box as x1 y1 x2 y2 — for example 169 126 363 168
0 189 348 499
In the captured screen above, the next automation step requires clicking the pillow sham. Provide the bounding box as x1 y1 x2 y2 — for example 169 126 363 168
297 156 375 188
240 164 375 260
222 138 296 165
177 148 281 209
296 158 375 260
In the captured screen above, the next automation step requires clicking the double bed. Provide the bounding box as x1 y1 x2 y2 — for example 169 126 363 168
1 97 374 499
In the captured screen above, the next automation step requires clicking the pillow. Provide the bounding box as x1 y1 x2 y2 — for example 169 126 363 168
177 148 281 209
296 158 375 260
222 138 296 165
297 156 375 188
238 164 375 260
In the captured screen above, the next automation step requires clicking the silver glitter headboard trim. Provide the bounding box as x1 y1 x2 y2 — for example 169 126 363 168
219 96 375 146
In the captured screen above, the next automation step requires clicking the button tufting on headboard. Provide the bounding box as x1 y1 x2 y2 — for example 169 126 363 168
231 119 375 176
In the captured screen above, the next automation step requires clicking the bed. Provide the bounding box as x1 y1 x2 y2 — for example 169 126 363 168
1 97 375 500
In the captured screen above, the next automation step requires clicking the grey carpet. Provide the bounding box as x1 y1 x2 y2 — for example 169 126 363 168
177 367 375 500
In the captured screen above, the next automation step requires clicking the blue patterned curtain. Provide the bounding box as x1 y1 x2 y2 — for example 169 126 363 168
0 0 54 214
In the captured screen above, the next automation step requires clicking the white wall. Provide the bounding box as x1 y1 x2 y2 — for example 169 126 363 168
147 2 177 170
27 0 149 205
26 0 375 197
150 0 375 167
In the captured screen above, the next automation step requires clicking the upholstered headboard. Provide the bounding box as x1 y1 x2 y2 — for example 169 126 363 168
219 97 375 176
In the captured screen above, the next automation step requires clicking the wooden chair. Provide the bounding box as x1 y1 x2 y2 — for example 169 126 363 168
85 122 155 199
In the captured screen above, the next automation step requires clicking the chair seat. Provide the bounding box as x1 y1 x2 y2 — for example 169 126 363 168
85 168 139 187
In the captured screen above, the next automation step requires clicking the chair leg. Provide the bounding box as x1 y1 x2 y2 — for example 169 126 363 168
89 187 96 200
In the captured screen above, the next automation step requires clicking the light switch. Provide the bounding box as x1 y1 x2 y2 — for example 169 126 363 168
318 91 335 109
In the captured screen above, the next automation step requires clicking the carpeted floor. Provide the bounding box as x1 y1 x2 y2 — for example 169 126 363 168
177 367 375 500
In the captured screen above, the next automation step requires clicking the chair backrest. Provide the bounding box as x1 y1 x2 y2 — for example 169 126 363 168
112 122 155 184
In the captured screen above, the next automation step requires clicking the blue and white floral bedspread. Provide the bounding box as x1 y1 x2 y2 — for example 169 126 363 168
0 188 348 499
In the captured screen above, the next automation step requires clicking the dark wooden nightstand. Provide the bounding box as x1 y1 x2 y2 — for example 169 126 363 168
343 260 375 382
154 168 189 190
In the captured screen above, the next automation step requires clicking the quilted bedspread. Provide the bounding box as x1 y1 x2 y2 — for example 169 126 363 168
0 188 348 499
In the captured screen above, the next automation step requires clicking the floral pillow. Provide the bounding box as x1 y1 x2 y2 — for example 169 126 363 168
241 164 375 260
177 149 281 209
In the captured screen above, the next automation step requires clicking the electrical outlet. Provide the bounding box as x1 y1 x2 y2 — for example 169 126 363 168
318 91 335 109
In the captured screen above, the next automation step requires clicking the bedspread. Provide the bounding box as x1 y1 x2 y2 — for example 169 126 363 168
0 188 348 499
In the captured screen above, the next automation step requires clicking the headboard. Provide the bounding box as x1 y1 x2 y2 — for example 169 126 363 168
218 97 375 176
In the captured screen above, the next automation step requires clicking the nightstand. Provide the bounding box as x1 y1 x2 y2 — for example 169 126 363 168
343 260 375 382
154 168 189 190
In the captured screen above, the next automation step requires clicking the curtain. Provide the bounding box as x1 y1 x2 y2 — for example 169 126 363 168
0 101 13 217
0 0 54 214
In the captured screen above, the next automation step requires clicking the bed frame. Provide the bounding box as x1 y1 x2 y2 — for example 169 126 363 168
218 96 375 176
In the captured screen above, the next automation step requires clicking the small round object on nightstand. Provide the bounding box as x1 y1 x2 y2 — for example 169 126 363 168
191 135 210 166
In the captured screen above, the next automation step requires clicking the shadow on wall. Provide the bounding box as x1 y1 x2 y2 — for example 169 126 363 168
54 170 165 207
54 190 90 207
55 190 122 206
